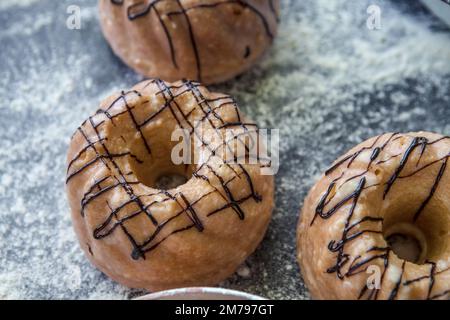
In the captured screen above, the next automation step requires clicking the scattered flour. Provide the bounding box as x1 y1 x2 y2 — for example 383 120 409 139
0 0 41 10
0 0 449 300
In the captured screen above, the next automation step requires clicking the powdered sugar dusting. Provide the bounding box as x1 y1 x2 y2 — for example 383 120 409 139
0 0 449 299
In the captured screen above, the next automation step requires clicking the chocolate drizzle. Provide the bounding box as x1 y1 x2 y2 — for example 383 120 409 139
383 137 428 199
67 79 264 261
312 133 450 300
109 0 278 81
387 260 406 300
413 158 448 222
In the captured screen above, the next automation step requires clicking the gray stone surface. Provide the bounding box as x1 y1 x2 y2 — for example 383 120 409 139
0 0 449 299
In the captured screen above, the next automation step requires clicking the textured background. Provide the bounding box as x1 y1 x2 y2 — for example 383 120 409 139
0 0 450 299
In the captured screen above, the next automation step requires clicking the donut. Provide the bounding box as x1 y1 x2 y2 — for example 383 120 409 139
66 79 274 290
98 0 279 85
297 132 450 300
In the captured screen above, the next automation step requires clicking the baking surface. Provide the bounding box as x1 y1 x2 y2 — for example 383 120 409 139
0 0 450 299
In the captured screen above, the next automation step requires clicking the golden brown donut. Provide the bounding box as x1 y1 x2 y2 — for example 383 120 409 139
66 79 274 290
98 0 279 85
297 132 450 300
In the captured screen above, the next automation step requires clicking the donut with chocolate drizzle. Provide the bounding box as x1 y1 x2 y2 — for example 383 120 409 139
297 132 450 300
98 0 279 85
66 79 274 290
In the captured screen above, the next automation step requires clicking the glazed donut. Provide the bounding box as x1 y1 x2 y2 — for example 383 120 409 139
98 0 279 85
66 79 274 290
297 132 450 300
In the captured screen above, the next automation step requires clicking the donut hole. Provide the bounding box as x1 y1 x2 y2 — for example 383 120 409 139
123 118 197 191
131 150 196 191
384 223 427 264
382 195 450 264
154 173 188 190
